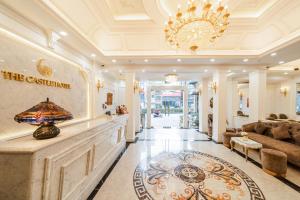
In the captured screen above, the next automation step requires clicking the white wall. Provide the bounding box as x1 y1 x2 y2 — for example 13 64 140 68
227 78 300 123
267 79 298 120
0 9 125 140
0 32 89 140
238 86 250 115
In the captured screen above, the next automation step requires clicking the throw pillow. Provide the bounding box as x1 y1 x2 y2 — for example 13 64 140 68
264 127 273 137
271 124 291 140
255 122 267 134
294 134 300 146
242 123 256 132
290 123 300 138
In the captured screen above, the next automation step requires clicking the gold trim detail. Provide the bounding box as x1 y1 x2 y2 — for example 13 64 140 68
36 59 53 77
1 70 71 89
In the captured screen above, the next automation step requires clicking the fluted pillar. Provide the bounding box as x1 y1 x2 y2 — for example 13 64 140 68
125 72 136 142
212 70 227 143
249 70 266 122
199 78 209 132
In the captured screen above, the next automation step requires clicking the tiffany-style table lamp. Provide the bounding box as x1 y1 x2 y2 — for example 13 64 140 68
14 98 73 139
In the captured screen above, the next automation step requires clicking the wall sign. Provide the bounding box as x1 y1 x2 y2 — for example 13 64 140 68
1 70 71 89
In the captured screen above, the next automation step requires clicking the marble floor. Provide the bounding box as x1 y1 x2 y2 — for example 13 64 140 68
94 129 300 200
151 114 181 128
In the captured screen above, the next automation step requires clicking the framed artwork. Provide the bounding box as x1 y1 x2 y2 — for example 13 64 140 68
106 93 113 105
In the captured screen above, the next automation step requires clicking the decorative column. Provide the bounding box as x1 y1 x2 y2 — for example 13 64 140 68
232 80 239 120
134 91 141 133
125 73 136 142
249 70 266 122
183 86 189 128
146 86 152 129
226 79 239 128
90 60 97 119
212 70 227 143
199 78 209 132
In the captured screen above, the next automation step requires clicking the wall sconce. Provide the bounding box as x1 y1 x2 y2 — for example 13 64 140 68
239 91 243 98
134 80 140 93
280 87 288 96
210 82 217 94
96 80 104 92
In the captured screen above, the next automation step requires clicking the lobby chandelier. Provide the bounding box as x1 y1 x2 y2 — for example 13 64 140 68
164 0 230 51
165 73 178 82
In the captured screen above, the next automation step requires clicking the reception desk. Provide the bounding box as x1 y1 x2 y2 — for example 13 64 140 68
0 114 128 200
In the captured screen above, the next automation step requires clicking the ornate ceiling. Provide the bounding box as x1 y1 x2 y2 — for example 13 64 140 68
1 0 300 81
40 0 300 58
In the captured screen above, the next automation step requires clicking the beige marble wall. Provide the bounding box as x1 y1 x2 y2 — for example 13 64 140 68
94 71 118 117
0 32 89 140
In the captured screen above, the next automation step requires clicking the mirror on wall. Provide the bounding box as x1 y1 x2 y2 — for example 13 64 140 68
296 83 300 115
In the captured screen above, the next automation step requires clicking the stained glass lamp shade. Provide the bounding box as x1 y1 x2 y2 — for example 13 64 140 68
14 98 73 139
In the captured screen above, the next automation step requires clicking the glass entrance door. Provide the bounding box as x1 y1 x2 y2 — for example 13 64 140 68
151 90 183 128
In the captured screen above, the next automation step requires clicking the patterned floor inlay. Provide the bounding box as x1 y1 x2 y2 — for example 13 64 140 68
133 150 265 200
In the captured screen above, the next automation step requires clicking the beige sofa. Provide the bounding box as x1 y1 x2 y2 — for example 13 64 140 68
242 121 300 167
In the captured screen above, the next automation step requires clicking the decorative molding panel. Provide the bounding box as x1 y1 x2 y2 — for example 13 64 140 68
0 115 128 200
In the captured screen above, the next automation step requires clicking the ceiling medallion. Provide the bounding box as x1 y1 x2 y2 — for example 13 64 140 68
164 0 230 51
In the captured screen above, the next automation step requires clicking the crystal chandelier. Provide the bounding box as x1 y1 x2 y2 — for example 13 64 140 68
164 0 230 51
165 74 178 82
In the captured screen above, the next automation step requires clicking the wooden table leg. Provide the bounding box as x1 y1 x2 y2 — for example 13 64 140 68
245 148 248 162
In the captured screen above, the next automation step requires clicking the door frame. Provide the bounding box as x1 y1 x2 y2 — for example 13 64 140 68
146 85 189 129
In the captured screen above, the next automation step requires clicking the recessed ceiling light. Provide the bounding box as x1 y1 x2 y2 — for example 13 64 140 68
112 59 117 63
91 54 96 58
284 72 288 75
144 59 149 63
104 69 108 73
279 61 285 65
227 70 231 73
204 69 208 72
59 31 68 36
118 69 122 73
177 58 182 62
210 58 215 62
243 58 249 62
271 52 277 57
243 69 247 73
142 69 146 73
173 69 177 73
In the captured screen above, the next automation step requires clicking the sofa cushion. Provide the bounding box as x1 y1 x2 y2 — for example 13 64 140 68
270 113 278 119
242 122 256 132
248 132 300 167
289 123 300 138
255 121 267 134
279 113 288 119
271 124 291 140
294 134 300 146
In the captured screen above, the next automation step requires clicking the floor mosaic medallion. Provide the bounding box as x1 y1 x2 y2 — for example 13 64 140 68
133 150 265 200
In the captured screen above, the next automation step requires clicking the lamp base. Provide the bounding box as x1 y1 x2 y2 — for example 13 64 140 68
33 124 60 140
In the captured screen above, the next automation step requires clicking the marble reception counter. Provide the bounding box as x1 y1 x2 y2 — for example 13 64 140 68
0 114 128 200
